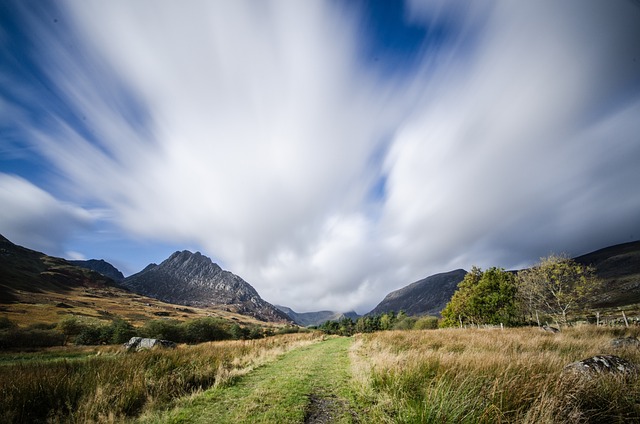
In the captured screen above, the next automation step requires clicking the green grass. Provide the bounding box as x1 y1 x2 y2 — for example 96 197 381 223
140 337 358 423
0 333 319 423
350 326 640 423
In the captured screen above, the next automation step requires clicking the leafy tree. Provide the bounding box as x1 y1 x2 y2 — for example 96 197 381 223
413 316 439 330
517 254 601 326
110 318 136 344
441 266 520 327
57 316 83 343
142 319 183 341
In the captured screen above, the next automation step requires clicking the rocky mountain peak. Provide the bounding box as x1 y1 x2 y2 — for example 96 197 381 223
123 250 289 323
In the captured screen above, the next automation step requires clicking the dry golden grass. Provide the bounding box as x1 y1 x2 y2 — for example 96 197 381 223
0 332 322 423
350 326 640 423
0 285 278 328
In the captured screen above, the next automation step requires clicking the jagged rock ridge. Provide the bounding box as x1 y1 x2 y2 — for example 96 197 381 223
368 269 468 317
123 250 291 323
276 305 360 327
69 259 125 282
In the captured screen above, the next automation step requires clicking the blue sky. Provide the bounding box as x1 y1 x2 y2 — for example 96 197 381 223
1 1 640 313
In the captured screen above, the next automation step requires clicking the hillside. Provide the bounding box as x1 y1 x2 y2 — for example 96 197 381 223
68 259 125 282
574 240 640 307
368 269 468 317
0 234 118 304
368 240 640 317
276 305 359 327
123 251 291 323
0 235 276 327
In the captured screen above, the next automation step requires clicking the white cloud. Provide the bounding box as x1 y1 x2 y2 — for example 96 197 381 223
3 1 640 313
0 174 94 255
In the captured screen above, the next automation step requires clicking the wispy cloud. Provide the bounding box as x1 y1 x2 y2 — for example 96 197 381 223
0 174 94 255
1 1 639 312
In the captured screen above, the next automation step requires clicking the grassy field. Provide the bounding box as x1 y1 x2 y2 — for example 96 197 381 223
350 326 640 423
1 326 639 423
140 336 359 423
0 332 321 423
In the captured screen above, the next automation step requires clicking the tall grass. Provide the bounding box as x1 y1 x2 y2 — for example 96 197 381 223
0 332 320 423
350 326 640 423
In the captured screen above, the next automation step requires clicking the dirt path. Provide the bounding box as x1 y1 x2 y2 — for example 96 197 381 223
143 337 358 423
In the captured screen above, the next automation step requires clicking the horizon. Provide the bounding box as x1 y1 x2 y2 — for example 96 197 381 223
4 231 637 315
1 1 639 313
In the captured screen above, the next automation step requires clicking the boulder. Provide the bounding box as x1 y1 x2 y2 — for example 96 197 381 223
541 325 560 333
123 337 176 352
611 337 640 349
564 355 636 376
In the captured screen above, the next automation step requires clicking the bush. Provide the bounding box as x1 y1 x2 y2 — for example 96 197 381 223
414 316 439 330
181 317 230 343
0 328 65 349
0 316 17 330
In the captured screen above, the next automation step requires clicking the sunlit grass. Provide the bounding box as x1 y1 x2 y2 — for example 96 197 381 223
350 326 640 423
0 332 320 423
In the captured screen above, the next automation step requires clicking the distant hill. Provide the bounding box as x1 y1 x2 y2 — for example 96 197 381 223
0 234 119 304
275 305 359 327
368 269 468 317
0 234 284 327
574 240 640 307
369 240 640 317
123 251 292 323
68 259 125 282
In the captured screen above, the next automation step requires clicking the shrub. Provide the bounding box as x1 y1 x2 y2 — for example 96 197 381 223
413 316 439 330
0 328 65 349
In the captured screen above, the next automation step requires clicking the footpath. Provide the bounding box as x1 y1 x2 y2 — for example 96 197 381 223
145 337 359 424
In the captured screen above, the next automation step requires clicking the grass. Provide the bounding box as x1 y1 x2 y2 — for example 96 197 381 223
0 332 320 423
140 336 359 423
350 326 640 423
2 325 639 423
0 285 274 328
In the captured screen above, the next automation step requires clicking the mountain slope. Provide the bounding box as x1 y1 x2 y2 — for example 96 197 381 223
368 269 468 317
574 240 640 307
123 251 291 323
69 259 125 282
0 234 118 303
276 306 359 327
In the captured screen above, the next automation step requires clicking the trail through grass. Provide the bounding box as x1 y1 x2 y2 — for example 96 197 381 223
141 337 357 423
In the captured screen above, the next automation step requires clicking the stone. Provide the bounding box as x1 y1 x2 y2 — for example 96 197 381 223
611 337 640 349
541 325 560 333
123 337 176 352
564 355 636 376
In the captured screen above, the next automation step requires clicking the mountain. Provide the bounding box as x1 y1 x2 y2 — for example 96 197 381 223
0 234 119 303
0 234 283 327
574 240 640 307
368 269 468 317
368 240 640 317
123 250 291 323
68 259 125 282
276 305 359 327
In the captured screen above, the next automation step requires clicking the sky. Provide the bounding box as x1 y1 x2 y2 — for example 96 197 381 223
1 1 639 314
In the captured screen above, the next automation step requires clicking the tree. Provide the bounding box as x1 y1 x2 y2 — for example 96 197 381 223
517 254 601 326
441 266 520 327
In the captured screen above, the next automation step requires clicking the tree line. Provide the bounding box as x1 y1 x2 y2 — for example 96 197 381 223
315 254 602 334
0 315 304 349
441 254 601 328
314 312 439 336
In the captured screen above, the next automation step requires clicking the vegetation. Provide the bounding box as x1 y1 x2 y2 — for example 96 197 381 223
517 254 603 326
315 311 438 336
0 315 304 350
0 332 320 423
441 266 520 327
350 326 640 423
142 336 358 423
